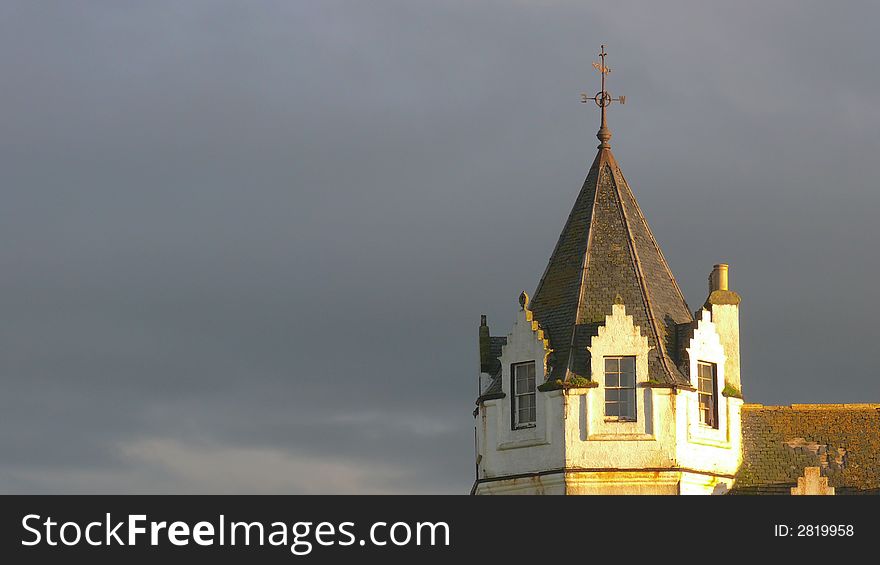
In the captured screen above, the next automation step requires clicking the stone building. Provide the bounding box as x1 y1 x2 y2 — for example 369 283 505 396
471 49 879 495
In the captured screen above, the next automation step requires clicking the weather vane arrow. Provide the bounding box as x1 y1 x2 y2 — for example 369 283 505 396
581 45 625 149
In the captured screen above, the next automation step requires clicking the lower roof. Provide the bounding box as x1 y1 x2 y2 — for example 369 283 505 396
733 403 880 495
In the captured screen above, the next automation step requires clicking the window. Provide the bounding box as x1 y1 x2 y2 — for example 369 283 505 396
511 362 536 429
604 356 636 421
697 361 718 428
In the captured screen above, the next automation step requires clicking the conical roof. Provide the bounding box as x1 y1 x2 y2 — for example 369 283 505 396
529 146 693 386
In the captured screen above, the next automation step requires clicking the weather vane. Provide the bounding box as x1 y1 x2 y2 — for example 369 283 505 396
581 45 625 149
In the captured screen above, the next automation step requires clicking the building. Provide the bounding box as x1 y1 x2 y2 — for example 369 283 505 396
471 48 879 495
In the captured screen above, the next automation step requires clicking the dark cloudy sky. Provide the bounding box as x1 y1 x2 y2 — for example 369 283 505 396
1 1 878 494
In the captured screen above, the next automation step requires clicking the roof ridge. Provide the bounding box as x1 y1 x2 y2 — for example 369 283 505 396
744 403 880 410
606 152 681 384
531 151 603 302
563 150 607 381
610 160 692 316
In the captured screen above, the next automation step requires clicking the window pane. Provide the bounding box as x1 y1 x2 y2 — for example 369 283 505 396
696 362 718 428
516 390 536 425
604 356 637 420
699 362 713 379
515 363 536 395
512 363 537 428
605 357 619 373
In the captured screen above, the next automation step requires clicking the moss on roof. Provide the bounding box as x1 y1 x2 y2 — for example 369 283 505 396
733 403 880 494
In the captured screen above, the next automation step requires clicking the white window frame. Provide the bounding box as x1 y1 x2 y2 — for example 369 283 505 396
511 361 536 429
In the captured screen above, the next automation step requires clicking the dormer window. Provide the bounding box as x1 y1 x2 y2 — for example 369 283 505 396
604 356 636 421
697 361 718 428
511 362 536 429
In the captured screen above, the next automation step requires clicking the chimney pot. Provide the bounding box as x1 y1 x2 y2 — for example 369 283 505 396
710 263 729 292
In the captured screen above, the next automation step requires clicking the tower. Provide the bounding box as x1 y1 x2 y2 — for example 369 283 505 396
472 47 743 495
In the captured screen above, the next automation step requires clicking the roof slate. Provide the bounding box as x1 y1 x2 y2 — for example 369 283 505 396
733 404 880 495
476 334 507 400
480 336 506 380
528 148 692 385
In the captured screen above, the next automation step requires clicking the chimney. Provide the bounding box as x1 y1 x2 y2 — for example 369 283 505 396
703 263 742 397
709 263 729 292
479 315 491 371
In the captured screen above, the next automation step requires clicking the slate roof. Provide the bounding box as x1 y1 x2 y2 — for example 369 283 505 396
480 336 507 396
732 404 880 495
482 375 503 396
487 337 506 376
528 147 693 385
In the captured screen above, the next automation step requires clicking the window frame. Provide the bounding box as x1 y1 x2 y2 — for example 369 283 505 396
697 361 719 429
604 355 637 422
510 361 537 430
